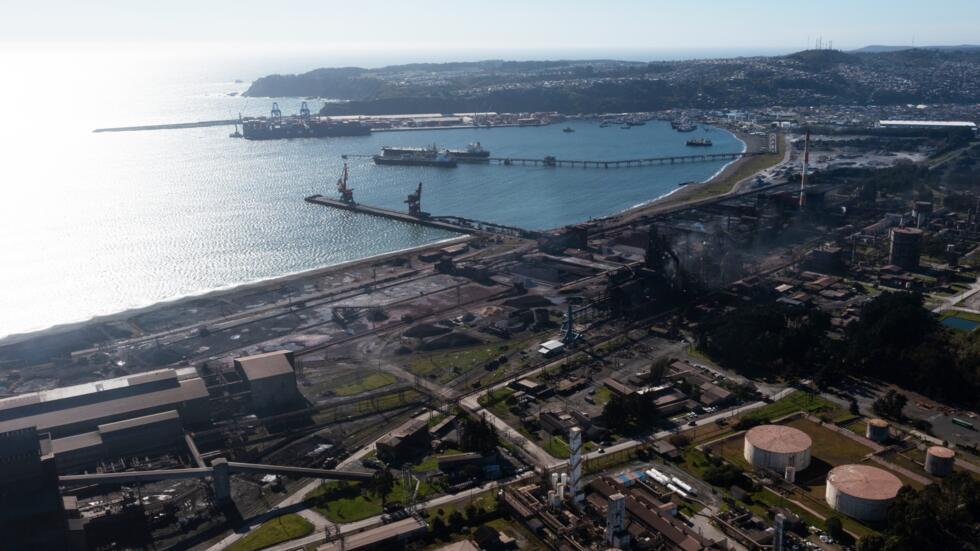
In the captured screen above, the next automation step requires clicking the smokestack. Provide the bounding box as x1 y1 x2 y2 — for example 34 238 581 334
568 427 584 508
799 129 810 209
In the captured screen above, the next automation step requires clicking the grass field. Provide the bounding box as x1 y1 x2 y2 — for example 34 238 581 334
224 514 313 551
333 372 396 396
743 391 842 422
410 448 463 473
352 389 420 414
307 477 440 523
542 435 571 459
477 387 515 419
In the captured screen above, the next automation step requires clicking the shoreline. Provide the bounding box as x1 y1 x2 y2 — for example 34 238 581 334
3 123 769 350
0 235 469 347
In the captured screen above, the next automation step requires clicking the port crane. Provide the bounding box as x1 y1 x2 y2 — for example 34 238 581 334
270 102 283 126
336 163 355 204
406 182 424 217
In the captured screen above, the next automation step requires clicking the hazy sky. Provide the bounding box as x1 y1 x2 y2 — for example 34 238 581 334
4 0 978 52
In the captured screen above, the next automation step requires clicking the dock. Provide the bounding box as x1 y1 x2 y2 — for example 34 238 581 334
305 195 541 239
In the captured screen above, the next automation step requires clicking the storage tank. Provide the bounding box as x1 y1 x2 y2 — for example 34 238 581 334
826 464 903 521
925 446 955 476
866 418 890 443
743 425 812 472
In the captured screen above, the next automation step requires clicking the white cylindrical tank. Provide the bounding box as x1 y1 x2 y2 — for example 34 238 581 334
743 425 812 472
826 464 903 521
866 418 890 442
925 446 955 476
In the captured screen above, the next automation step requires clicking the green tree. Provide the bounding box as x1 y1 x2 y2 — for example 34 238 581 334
367 468 395 507
824 517 845 542
872 390 908 420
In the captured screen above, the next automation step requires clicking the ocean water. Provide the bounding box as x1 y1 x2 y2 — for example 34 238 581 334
0 46 743 340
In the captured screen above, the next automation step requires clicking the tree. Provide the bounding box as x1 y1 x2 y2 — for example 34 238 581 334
649 357 671 384
367 468 395 507
824 517 845 543
872 390 908 420
460 415 499 455
601 393 660 434
447 511 465 533
857 534 885 551
430 516 449 540
702 463 742 487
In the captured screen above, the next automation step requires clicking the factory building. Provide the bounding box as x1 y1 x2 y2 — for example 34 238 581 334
878 120 978 135
924 446 956 477
889 227 923 271
0 367 209 438
375 417 431 463
0 428 84 549
743 425 812 472
825 464 903 521
49 410 185 473
233 350 303 414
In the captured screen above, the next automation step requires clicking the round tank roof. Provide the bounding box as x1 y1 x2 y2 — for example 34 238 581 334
868 418 889 428
927 446 955 459
745 425 812 454
827 464 902 500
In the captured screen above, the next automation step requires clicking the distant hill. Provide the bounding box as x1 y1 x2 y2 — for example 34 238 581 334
244 49 980 115
853 44 980 53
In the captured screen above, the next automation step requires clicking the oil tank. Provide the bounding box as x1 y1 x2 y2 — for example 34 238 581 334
743 425 812 472
825 464 902 521
865 418 890 443
924 446 955 476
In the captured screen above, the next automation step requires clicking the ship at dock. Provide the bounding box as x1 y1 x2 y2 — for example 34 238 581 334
685 138 713 147
374 142 489 167
241 102 371 140
373 145 458 168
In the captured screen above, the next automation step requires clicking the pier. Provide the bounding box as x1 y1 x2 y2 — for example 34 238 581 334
304 195 541 238
486 151 756 168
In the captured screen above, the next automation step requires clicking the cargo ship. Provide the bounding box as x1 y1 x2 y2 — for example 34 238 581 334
241 102 371 140
373 147 458 168
685 138 713 147
380 142 489 163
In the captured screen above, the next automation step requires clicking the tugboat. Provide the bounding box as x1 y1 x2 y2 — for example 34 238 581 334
563 127 575 133
686 138 713 147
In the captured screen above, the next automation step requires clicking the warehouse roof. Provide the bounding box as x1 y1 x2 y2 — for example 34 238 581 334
235 350 295 381
879 120 977 128
98 409 180 434
0 378 208 434
0 368 178 413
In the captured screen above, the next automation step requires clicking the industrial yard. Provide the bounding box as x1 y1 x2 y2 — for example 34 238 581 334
2 108 980 551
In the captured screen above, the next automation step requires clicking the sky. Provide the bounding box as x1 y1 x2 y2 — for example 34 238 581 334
3 0 979 55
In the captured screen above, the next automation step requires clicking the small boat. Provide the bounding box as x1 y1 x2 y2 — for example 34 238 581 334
599 121 611 128
686 138 712 147
678 181 699 187
563 127 575 133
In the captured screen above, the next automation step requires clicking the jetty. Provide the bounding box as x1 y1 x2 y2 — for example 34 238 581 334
93 119 238 133
304 196 540 239
486 151 755 168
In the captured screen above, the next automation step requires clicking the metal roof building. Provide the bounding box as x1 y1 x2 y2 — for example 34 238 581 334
0 368 209 438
